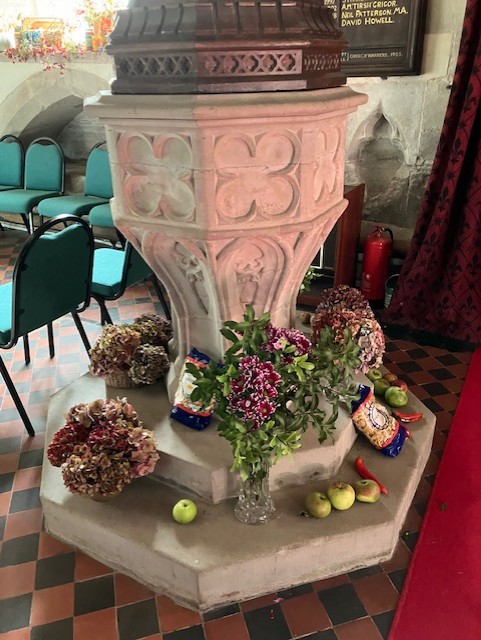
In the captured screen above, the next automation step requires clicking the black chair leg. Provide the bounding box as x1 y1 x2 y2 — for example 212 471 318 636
0 355 35 436
23 334 30 365
94 298 114 325
47 322 55 358
21 214 30 233
71 311 91 354
151 276 172 321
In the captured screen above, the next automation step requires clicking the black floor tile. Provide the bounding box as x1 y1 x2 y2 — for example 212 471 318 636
31 617 74 640
0 472 14 493
0 514 5 541
203 602 240 621
388 568 407 593
405 348 429 359
0 593 32 633
0 532 40 566
277 583 313 599
396 360 422 373
164 626 205 640
348 565 383 580
422 382 449 397
117 598 160 640
0 436 21 454
9 486 41 512
74 574 115 616
436 354 462 366
414 500 428 517
422 398 444 413
373 609 396 640
35 552 75 590
401 531 419 552
18 449 44 469
429 368 456 381
317 583 367 626
302 631 337 640
244 604 292 640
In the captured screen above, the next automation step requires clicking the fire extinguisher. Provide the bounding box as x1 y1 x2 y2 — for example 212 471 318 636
361 226 393 301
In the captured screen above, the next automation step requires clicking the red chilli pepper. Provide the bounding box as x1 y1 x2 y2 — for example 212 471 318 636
403 427 411 438
354 457 388 495
392 410 423 424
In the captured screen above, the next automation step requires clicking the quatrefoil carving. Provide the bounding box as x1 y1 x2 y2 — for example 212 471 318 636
214 132 300 223
119 133 195 222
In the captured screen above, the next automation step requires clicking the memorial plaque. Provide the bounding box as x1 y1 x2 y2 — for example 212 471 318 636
324 0 427 76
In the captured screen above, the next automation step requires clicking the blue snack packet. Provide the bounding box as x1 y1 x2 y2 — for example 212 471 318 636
170 348 216 430
351 384 407 457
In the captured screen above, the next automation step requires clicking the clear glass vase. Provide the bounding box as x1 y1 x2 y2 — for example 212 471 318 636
234 465 275 525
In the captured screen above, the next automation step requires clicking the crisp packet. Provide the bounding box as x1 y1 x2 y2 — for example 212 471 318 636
351 384 407 457
170 348 216 430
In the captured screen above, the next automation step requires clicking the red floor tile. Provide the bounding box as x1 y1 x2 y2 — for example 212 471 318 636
312 574 350 591
3 508 43 540
0 562 36 599
73 608 118 640
156 594 202 633
30 583 75 626
0 629 30 640
0 453 19 473
74 551 113 581
20 433 45 452
205 613 250 640
381 540 412 573
334 616 384 640
0 492 11 516
281 592 331 636
13 467 42 492
38 532 74 559
114 573 154 606
352 573 400 615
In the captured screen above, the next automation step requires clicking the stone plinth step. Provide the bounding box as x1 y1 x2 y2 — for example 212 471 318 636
50 373 359 503
41 377 435 611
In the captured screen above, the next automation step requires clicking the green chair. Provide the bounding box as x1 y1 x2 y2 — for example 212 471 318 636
0 137 64 233
90 243 171 325
0 215 94 435
88 202 125 247
0 135 24 192
37 142 112 225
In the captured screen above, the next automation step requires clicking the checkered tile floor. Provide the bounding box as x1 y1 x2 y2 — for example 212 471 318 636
0 228 474 640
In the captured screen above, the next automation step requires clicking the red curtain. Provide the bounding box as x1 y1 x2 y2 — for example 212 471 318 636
384 0 481 343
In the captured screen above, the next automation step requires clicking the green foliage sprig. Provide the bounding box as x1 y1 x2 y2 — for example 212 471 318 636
187 305 361 481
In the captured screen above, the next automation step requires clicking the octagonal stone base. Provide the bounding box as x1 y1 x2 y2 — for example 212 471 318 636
41 377 435 611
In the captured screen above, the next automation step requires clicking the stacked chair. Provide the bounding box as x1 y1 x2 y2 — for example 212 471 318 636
37 142 113 228
0 135 24 192
90 241 172 324
0 215 94 435
0 137 64 233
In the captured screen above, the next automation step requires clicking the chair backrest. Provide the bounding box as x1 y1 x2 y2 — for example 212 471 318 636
84 143 113 199
0 135 24 188
24 137 64 192
9 215 94 344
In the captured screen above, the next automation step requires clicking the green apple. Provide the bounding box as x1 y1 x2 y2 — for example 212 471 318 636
354 479 381 503
373 378 391 396
326 482 355 511
384 386 408 408
172 499 198 524
366 368 383 382
304 492 332 519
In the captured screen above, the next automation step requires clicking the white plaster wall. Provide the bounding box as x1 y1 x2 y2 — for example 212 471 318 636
345 0 467 230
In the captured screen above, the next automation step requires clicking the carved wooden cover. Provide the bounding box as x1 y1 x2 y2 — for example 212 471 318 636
108 0 347 93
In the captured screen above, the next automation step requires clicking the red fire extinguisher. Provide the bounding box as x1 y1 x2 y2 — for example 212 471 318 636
361 226 393 301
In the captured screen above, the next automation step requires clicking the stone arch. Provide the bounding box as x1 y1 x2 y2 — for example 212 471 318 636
0 68 110 158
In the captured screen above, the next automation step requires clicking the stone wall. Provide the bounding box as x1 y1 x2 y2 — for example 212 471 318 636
345 0 467 232
0 0 467 233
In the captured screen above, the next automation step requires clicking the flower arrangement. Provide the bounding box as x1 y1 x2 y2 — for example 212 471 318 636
89 315 172 387
77 0 123 29
311 286 385 374
188 305 361 483
47 398 159 498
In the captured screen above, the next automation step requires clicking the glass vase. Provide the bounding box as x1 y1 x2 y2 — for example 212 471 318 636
234 465 275 525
